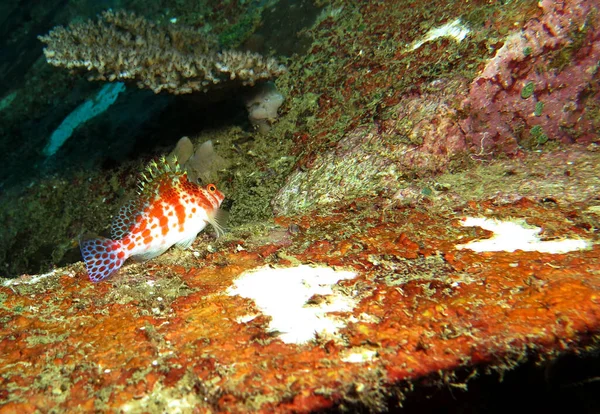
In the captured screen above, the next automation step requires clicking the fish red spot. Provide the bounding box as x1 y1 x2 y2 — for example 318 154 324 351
159 215 168 227
161 227 169 236
127 242 135 251
142 229 151 238
143 236 153 245
117 251 125 259
175 204 186 226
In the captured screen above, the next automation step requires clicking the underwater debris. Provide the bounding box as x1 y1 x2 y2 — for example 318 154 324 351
1 195 600 412
39 10 286 94
43 82 126 157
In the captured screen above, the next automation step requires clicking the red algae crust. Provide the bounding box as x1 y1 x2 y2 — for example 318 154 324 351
272 0 600 216
1 195 599 412
461 0 600 153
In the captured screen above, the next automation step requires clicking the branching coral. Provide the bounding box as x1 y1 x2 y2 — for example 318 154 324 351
38 10 286 94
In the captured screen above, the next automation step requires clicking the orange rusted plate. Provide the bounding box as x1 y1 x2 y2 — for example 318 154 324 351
1 197 599 412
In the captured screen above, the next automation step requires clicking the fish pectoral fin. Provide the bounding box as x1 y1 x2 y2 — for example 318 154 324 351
131 247 170 262
207 214 227 238
175 235 197 250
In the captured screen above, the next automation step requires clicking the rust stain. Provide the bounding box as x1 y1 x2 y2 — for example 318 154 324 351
0 197 599 412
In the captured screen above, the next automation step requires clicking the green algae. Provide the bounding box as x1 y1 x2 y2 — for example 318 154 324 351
25 332 69 346
219 10 262 49
521 81 535 99
530 125 549 145
534 101 544 117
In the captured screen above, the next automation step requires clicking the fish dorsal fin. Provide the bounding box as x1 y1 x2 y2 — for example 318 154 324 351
136 156 184 198
111 156 187 240
110 198 143 240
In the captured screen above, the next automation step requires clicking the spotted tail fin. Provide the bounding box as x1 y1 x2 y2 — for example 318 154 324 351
79 236 127 282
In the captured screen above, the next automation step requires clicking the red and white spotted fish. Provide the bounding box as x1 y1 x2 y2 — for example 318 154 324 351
80 157 225 282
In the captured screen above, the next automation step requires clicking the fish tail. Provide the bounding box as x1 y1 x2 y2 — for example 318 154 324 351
79 236 127 282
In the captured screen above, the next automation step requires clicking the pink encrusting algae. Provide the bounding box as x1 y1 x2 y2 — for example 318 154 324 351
80 157 225 282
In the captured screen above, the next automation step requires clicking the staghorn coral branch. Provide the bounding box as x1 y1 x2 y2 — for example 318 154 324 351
38 10 286 94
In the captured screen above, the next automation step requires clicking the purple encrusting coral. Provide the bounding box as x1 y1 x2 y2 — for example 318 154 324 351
461 0 600 153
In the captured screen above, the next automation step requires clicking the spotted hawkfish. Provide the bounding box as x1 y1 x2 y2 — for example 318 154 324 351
80 157 225 282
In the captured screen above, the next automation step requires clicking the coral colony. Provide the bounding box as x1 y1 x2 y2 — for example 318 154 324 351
38 10 286 94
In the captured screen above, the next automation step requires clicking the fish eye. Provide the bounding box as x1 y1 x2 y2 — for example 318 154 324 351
207 184 216 192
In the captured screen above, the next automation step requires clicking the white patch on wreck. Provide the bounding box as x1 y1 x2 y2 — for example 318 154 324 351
410 18 470 50
341 347 378 363
1 269 71 286
456 217 590 253
228 265 358 344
